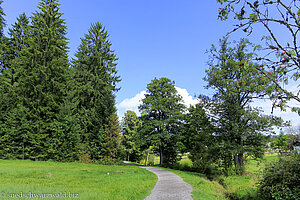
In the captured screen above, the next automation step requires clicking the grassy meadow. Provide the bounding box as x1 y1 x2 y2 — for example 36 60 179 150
0 154 279 200
158 153 279 200
0 160 157 200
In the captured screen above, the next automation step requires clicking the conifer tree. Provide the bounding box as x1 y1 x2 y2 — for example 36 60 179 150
72 22 120 160
1 13 29 106
0 13 31 159
0 0 6 124
101 113 122 161
16 0 72 160
0 0 4 39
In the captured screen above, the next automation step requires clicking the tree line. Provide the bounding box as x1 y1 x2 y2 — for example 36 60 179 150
121 0 300 177
0 0 298 176
121 38 288 175
0 0 121 162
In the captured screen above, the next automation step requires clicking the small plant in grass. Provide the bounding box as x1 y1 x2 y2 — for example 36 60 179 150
258 153 300 200
77 152 91 164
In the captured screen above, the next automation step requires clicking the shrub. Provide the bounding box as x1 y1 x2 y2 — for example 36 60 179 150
77 152 91 164
258 153 300 200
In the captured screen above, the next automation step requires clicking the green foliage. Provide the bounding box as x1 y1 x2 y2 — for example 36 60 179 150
101 113 122 161
0 0 120 162
121 110 142 162
139 77 185 166
0 13 31 160
0 0 5 38
71 22 120 160
258 154 300 200
204 38 283 175
216 0 300 114
14 0 73 160
184 103 219 175
271 132 291 153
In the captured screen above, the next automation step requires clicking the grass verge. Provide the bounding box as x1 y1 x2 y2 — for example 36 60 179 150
158 167 226 200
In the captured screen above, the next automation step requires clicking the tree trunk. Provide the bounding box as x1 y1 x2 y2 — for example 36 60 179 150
234 153 244 174
144 150 149 166
159 146 163 165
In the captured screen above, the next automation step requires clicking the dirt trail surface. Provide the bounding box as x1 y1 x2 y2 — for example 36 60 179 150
124 162 193 200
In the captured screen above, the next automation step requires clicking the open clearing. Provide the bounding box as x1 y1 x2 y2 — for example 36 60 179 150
0 160 157 200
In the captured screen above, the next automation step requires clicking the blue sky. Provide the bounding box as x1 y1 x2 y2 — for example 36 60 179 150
2 0 299 129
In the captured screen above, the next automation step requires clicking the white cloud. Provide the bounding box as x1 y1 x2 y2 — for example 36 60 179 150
117 87 199 119
117 90 146 118
117 86 299 132
175 86 199 107
251 98 300 130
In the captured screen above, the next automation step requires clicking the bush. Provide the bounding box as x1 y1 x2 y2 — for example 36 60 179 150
77 152 91 164
258 153 300 200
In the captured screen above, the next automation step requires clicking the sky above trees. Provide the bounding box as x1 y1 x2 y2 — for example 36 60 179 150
2 0 299 128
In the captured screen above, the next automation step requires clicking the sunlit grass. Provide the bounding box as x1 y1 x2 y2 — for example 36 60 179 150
178 155 193 167
158 167 226 200
0 160 157 200
222 153 279 199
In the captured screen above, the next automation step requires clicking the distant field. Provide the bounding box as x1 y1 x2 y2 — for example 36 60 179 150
0 160 157 200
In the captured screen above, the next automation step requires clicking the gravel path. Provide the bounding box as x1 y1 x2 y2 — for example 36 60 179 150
141 166 193 200
124 162 193 199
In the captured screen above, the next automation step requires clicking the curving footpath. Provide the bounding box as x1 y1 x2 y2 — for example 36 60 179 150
124 162 193 200
142 166 193 200
124 162 193 199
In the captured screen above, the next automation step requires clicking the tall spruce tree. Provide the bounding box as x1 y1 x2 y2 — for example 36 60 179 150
1 13 29 107
16 0 71 160
72 22 120 160
0 13 31 159
0 0 7 158
0 0 6 124
0 0 4 39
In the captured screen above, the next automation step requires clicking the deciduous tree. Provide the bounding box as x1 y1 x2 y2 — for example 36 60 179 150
139 77 185 166
205 38 284 174
184 103 218 174
216 0 300 114
121 110 142 162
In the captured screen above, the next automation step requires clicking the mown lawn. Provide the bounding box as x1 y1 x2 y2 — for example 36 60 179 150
0 160 157 200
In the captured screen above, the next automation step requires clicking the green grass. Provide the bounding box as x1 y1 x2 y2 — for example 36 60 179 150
0 160 157 200
178 155 193 167
158 167 226 200
158 153 279 200
222 154 279 200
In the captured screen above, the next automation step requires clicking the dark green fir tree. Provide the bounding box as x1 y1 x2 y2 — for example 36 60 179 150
16 0 75 160
0 0 6 124
0 13 31 159
72 22 120 160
